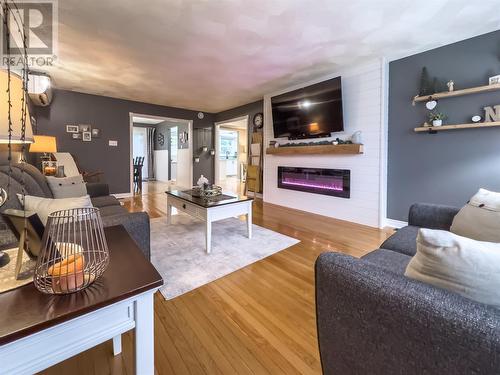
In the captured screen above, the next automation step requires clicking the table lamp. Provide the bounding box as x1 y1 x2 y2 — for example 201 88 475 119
29 135 58 175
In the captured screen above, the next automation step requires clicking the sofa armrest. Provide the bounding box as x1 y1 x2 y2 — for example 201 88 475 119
315 252 500 375
101 211 150 260
86 182 110 198
408 203 459 230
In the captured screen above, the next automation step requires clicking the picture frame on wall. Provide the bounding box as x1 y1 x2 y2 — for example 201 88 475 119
91 128 100 138
82 131 92 142
66 125 79 133
72 133 82 140
79 124 91 132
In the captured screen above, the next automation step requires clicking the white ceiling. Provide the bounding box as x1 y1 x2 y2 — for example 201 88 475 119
43 0 500 113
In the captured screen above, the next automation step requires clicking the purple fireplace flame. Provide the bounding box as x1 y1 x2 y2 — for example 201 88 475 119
281 176 344 191
278 167 350 198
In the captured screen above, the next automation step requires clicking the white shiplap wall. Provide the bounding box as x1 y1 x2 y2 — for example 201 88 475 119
263 59 387 228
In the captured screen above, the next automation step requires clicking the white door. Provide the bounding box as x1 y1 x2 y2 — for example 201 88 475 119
133 127 149 179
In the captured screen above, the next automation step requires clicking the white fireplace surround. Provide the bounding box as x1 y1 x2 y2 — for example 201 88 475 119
263 59 388 228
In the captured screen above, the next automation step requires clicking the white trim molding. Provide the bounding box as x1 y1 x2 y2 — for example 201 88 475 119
383 218 408 229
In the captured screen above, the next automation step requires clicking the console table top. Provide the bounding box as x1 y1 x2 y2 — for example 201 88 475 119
0 225 163 346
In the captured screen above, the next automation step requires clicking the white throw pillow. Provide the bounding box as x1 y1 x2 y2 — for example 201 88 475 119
450 188 500 242
17 194 93 225
46 175 87 198
405 228 500 308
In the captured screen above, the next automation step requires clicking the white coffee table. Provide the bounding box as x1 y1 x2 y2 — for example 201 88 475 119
166 189 253 253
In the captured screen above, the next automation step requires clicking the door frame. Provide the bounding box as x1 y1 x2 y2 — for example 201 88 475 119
213 115 248 185
129 113 193 195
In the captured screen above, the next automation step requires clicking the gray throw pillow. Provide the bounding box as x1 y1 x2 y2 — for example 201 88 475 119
405 228 500 308
46 175 87 198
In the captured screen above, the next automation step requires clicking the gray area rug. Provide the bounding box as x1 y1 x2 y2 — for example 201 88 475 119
150 214 299 300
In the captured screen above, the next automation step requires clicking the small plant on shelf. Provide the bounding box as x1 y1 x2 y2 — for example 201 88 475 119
428 111 447 127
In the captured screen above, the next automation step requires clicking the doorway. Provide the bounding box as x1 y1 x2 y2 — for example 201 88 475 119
214 116 248 195
129 113 193 195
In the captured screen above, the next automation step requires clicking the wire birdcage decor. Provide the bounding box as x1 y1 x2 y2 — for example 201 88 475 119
33 207 109 294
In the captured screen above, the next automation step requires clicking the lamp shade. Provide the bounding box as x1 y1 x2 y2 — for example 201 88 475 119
29 135 57 153
0 70 34 144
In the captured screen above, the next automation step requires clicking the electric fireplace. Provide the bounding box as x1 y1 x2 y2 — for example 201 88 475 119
278 167 350 198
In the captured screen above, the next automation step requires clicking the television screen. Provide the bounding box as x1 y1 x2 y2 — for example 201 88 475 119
271 76 343 139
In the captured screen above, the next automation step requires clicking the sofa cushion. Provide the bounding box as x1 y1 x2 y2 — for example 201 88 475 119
98 204 127 217
361 249 411 275
379 225 419 256
91 195 121 208
46 175 87 198
406 228 500 308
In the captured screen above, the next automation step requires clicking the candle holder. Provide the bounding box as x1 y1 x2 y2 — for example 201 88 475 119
33 207 109 294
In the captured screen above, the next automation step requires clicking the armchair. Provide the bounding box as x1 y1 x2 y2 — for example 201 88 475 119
315 203 500 374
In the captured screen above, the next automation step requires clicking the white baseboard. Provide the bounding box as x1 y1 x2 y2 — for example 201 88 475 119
112 192 133 199
246 191 263 199
383 218 408 229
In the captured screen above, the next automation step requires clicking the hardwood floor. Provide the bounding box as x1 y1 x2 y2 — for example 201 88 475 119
41 187 390 375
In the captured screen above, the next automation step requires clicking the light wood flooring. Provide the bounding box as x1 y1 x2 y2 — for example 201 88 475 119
41 184 390 374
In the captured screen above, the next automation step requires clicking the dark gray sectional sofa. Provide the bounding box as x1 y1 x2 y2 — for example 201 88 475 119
0 163 150 259
315 203 500 374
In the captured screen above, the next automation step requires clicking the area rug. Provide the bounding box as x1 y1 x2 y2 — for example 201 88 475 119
150 214 299 300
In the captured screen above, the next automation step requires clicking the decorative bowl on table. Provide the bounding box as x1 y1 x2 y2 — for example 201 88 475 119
191 184 223 198
33 207 109 294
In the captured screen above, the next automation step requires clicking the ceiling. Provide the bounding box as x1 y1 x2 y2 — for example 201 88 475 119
43 0 500 113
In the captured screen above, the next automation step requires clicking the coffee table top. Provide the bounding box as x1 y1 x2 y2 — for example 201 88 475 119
0 225 163 346
166 189 253 208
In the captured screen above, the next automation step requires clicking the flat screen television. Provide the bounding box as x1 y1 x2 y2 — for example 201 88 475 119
271 76 343 139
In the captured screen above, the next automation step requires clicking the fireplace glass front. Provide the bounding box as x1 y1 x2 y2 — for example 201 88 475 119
277 167 350 198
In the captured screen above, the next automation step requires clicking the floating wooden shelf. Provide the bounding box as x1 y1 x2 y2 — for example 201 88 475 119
414 121 500 133
266 144 363 155
413 83 500 103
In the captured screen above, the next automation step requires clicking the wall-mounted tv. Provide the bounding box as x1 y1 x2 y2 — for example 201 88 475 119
271 76 344 140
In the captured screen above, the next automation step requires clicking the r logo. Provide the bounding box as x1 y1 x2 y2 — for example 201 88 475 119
1 0 57 57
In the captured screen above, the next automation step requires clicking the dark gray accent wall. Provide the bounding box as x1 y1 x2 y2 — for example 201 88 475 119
388 30 500 221
34 89 215 193
193 127 213 183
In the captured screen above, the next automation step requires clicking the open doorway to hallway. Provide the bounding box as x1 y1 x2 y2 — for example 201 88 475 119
130 113 193 195
214 116 248 195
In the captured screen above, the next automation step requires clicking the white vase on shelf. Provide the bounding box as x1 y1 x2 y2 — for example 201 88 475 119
432 119 443 127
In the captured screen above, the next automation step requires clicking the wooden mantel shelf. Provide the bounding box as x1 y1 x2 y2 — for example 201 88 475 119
413 83 500 103
266 144 363 155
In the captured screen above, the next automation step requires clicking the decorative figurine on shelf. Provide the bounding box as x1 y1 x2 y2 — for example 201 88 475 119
472 115 482 123
351 131 362 144
419 67 432 96
447 80 455 92
484 105 500 122
428 111 446 127
425 100 437 110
